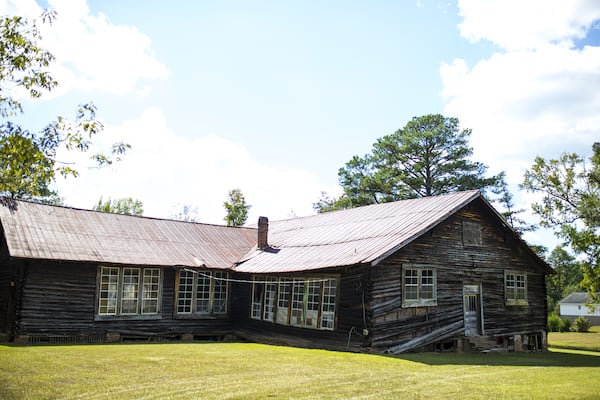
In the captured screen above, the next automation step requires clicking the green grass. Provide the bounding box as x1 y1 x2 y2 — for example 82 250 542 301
548 325 600 352
1 341 600 400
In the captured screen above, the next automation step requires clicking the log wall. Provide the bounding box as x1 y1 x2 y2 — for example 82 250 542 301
9 260 232 341
369 200 548 350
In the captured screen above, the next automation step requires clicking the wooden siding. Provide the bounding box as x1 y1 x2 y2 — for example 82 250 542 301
230 267 370 351
8 260 233 341
369 200 548 350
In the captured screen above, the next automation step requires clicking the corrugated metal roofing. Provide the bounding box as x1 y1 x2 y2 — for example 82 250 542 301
2 190 544 275
234 190 482 273
0 199 256 269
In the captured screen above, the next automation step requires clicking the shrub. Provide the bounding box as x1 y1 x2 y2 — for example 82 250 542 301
574 316 592 332
560 317 572 332
548 314 562 332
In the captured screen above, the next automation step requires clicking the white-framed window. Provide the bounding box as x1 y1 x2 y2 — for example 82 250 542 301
263 277 277 322
402 266 437 307
97 266 162 316
290 279 305 327
320 279 337 330
250 276 338 331
505 271 528 306
176 270 230 316
276 278 292 324
251 276 264 320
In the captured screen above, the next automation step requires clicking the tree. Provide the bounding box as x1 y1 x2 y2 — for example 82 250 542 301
170 204 200 223
93 197 144 216
223 188 250 227
521 143 600 303
491 173 537 235
0 11 129 201
324 114 503 211
545 246 583 314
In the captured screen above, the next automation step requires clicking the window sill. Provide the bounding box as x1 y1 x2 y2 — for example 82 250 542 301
94 314 162 321
174 314 228 319
403 300 437 308
505 300 529 306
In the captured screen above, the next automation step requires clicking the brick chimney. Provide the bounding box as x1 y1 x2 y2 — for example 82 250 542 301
258 216 269 250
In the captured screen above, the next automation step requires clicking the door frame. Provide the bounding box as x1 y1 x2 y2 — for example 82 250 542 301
463 284 484 336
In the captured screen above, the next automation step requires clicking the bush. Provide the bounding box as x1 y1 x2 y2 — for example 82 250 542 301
548 314 562 332
560 317 572 332
574 316 592 332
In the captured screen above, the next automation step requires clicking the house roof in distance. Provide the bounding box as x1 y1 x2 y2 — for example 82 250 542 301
235 190 490 273
560 292 596 304
0 198 256 269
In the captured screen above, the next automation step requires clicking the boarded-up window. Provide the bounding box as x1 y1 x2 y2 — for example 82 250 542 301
463 221 482 247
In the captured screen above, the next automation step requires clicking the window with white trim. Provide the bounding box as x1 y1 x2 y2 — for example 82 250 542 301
505 271 528 306
276 278 292 324
251 276 338 331
176 270 229 316
402 266 437 307
97 266 162 316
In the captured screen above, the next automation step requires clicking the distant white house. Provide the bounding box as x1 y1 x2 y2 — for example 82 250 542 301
559 292 600 325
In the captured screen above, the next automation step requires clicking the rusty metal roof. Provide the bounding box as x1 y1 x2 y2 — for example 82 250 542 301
234 190 482 273
3 190 529 274
0 199 256 269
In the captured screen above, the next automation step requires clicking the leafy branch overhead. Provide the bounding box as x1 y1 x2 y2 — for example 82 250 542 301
0 10 130 201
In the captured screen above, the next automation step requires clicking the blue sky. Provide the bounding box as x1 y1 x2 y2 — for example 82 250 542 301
2 0 600 251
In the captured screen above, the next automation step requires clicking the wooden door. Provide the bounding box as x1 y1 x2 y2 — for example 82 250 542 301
463 285 482 336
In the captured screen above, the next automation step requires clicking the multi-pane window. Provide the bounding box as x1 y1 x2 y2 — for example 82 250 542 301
263 277 277 322
176 270 230 316
505 271 528 305
320 279 337 330
97 266 161 316
402 266 437 307
251 276 338 331
276 279 292 324
142 268 161 314
290 279 305 327
251 277 264 319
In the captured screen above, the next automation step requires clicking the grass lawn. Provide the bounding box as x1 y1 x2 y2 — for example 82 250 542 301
1 341 600 400
548 325 600 352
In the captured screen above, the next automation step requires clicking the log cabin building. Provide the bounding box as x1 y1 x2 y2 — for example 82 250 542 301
0 191 553 353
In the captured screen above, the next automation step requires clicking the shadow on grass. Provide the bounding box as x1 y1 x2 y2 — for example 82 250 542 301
395 348 600 367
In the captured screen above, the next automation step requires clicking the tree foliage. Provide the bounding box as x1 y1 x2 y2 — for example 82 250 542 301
170 204 201 223
522 143 600 303
545 246 583 314
223 188 251 227
491 173 537 236
93 197 144 216
0 11 129 201
316 114 503 212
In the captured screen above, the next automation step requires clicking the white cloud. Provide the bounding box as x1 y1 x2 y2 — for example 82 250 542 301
0 0 169 99
442 0 600 250
457 0 600 51
53 107 336 224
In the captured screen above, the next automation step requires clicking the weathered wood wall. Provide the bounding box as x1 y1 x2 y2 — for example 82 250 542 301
10 260 232 341
0 232 17 335
230 266 371 351
369 199 548 350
